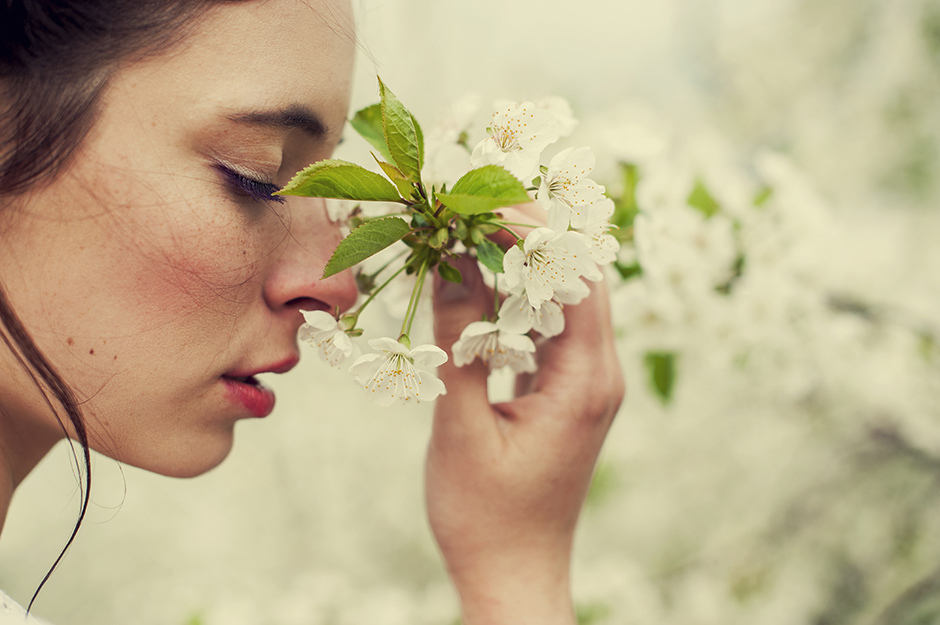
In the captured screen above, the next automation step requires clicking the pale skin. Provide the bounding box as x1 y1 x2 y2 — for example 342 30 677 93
0 1 624 623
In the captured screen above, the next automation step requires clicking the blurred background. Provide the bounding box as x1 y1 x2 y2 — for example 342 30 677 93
2 0 939 623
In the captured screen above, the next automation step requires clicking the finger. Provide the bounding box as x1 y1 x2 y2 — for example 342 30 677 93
519 278 624 420
432 255 496 429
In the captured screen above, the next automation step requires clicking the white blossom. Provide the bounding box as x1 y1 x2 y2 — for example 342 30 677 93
503 227 602 309
422 93 480 188
348 337 447 406
429 92 481 145
575 197 620 265
537 146 607 231
470 101 561 181
298 310 354 367
422 142 472 190
452 321 537 373
536 95 578 137
497 293 566 338
633 204 737 296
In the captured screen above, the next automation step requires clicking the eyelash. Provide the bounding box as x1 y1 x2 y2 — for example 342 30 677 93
215 164 285 204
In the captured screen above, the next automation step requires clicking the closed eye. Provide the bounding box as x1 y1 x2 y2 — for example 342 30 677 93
214 164 285 204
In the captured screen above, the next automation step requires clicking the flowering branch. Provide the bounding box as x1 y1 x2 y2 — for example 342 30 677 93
281 76 618 405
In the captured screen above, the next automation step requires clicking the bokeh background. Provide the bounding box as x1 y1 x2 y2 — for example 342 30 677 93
2 0 940 623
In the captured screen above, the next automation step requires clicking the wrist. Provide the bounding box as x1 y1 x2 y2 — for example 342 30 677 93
449 551 576 625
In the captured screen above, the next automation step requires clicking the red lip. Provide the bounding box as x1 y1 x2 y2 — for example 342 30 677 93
222 354 299 418
221 376 276 418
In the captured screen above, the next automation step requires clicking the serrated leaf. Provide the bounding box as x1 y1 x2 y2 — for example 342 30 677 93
644 351 677 405
351 104 393 163
278 159 401 202
436 165 530 215
411 112 425 174
322 217 412 279
437 261 462 284
475 238 505 274
379 77 422 182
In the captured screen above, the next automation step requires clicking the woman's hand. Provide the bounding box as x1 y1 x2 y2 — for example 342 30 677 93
426 250 624 625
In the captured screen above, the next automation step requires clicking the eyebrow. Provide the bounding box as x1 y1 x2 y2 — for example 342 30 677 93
227 105 329 139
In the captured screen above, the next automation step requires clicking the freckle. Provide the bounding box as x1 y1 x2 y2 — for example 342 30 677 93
113 355 118 361
89 348 95 355
67 337 74 346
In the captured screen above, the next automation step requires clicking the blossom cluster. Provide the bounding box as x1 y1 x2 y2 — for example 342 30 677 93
292 88 620 405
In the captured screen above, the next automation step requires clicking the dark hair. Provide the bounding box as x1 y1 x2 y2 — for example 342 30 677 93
0 0 233 611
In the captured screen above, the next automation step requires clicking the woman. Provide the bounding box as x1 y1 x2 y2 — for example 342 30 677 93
0 0 624 623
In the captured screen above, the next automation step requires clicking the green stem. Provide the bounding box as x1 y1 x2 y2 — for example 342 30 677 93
488 223 525 243
493 273 500 319
494 220 540 229
401 259 430 338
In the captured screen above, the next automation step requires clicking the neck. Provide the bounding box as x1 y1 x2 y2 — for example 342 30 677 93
0 405 61 536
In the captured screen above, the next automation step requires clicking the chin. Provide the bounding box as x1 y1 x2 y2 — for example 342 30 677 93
99 427 237 479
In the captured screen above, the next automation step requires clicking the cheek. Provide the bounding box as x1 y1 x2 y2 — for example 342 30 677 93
100 183 284 322
37 200 281 376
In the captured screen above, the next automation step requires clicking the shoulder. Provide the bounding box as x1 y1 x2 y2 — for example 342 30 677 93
0 591 51 625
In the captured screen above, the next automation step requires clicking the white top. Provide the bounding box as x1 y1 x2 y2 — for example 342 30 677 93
0 591 47 625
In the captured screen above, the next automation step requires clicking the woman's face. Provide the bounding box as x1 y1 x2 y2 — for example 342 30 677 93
0 0 357 477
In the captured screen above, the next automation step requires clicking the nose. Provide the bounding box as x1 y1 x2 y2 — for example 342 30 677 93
262 196 358 316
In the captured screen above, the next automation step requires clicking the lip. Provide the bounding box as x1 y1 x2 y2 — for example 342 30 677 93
221 376 276 418
221 355 299 418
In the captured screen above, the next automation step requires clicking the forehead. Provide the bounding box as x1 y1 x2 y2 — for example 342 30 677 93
107 0 356 141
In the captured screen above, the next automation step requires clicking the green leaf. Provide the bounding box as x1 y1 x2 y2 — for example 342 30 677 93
379 77 422 182
752 185 773 207
612 260 642 281
612 162 639 229
374 157 416 201
437 261 462 284
644 351 677 405
322 216 412 279
475 238 505 274
575 602 611 625
350 104 393 163
411 112 425 174
687 179 720 218
585 461 618 509
436 165 531 215
278 159 401 202
429 227 449 249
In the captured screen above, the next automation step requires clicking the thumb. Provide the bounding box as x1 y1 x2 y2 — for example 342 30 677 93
432 255 493 419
